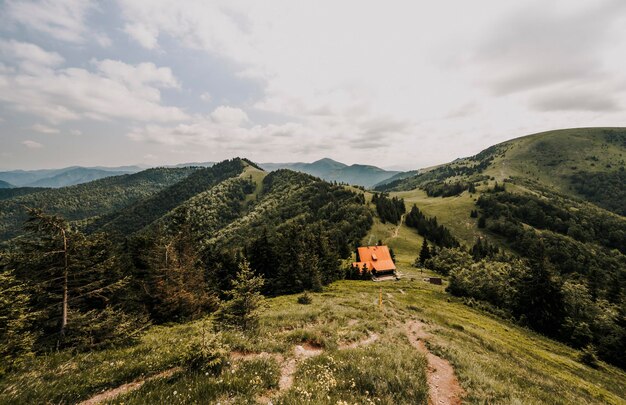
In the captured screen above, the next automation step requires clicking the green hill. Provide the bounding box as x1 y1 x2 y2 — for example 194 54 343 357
87 158 250 236
1 135 625 403
0 167 198 242
2 158 625 404
0 180 12 189
372 128 626 370
380 127 626 215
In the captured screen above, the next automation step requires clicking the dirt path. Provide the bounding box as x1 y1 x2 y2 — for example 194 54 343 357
392 214 405 238
405 321 464 405
78 367 181 405
82 332 381 405
277 343 324 391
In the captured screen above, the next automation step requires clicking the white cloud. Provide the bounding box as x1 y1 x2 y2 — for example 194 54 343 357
0 39 64 71
22 140 43 148
210 106 248 126
200 92 212 102
94 59 180 90
95 33 112 48
123 23 159 50
4 0 96 44
115 0 626 167
32 123 60 133
70 129 82 136
0 42 188 124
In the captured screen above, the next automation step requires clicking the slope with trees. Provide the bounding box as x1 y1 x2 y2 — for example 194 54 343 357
0 167 198 242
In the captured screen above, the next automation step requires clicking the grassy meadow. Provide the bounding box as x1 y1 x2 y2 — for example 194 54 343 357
2 212 625 405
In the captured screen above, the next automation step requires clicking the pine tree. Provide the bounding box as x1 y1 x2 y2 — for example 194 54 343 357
0 269 35 375
143 223 215 322
214 259 265 333
10 208 132 350
418 240 431 265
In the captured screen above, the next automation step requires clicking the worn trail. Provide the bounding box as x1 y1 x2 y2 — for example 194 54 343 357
405 320 464 405
78 367 181 405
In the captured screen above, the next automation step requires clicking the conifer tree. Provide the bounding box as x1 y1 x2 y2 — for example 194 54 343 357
0 269 35 375
10 208 132 350
214 259 265 333
418 240 431 265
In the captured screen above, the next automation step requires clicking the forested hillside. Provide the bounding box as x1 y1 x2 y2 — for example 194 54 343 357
0 187 48 201
0 159 372 373
374 128 626 368
0 131 626 402
86 159 250 236
0 167 198 242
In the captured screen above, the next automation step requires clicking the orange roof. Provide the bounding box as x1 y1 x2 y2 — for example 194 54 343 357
352 245 396 272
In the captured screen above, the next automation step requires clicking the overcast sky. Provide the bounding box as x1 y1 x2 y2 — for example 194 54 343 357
1 0 626 170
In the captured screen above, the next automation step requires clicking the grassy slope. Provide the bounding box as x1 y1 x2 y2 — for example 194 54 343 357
375 128 626 248
3 205 625 404
485 128 625 188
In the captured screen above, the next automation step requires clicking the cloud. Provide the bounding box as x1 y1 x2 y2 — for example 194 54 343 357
3 0 96 44
32 123 60 133
0 42 188 123
445 102 480 119
22 140 43 148
94 33 112 48
0 39 64 70
529 90 620 112
123 23 159 50
210 106 248 126
94 59 180 90
472 1 626 96
200 92 212 102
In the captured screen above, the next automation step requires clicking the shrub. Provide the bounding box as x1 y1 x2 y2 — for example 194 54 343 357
214 259 265 334
297 292 312 305
180 328 229 375
580 345 599 368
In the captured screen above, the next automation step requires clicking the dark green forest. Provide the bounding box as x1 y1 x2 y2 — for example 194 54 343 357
0 162 372 373
0 167 198 243
439 187 626 367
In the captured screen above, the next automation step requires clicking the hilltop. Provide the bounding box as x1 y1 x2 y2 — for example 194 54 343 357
379 128 625 214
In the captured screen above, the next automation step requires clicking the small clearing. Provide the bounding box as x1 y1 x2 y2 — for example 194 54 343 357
405 321 464 405
78 367 180 405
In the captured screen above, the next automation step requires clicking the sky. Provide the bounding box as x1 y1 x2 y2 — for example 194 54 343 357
1 0 626 170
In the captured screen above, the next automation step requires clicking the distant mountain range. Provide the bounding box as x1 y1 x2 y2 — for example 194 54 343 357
1 159 411 189
0 166 143 188
259 158 413 188
0 180 13 189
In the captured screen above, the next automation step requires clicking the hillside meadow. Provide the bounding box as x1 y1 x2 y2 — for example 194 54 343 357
2 215 624 405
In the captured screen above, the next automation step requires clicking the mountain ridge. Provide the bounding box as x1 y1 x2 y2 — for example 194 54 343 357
259 157 401 187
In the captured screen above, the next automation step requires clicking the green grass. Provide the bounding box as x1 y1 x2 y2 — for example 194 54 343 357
394 188 484 247
484 127 625 196
241 165 268 206
2 271 625 404
3 180 626 403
